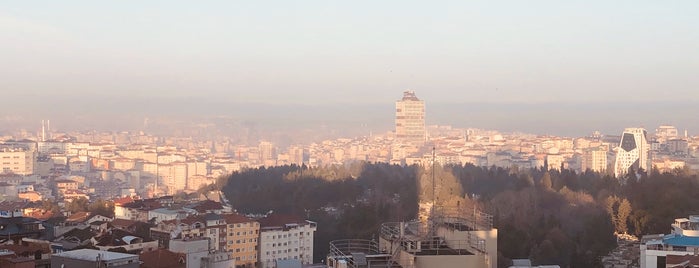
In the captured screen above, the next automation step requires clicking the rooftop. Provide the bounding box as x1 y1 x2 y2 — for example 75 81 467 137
400 90 421 101
663 234 699 247
222 212 255 225
139 249 186 268
259 213 312 228
52 248 138 261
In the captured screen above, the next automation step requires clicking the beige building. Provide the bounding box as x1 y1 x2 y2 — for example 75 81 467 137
223 213 260 267
0 148 36 175
152 212 260 268
395 91 426 144
582 148 608 173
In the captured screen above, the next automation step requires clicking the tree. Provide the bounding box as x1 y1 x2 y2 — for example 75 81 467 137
88 199 114 217
39 200 60 214
617 198 632 234
540 172 552 190
67 197 89 213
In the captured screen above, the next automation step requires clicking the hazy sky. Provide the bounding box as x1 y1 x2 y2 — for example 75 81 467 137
2 1 698 105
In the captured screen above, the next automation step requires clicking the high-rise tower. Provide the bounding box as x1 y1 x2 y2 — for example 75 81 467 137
614 128 650 178
395 90 426 143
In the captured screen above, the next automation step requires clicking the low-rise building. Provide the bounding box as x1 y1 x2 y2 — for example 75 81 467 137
51 249 140 268
170 238 235 268
640 215 699 268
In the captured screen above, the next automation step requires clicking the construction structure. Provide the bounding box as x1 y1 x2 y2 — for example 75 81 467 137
326 206 497 268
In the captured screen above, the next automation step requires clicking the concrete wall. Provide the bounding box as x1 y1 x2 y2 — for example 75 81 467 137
415 254 486 268
435 227 498 268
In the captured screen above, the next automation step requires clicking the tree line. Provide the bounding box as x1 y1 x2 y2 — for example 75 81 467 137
218 163 699 267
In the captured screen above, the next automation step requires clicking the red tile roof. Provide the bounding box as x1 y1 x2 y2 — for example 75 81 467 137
113 196 135 205
24 210 53 221
667 254 699 266
258 214 305 228
191 200 223 213
223 213 255 225
110 218 140 229
140 249 186 268
66 211 91 223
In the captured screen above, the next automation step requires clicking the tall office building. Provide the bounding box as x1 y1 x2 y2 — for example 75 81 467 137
614 128 650 178
395 90 426 143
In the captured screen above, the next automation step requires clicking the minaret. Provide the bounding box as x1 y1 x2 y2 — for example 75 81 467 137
41 120 46 142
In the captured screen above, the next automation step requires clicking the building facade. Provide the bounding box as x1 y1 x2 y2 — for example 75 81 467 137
0 148 35 175
582 147 607 173
614 128 650 178
258 215 317 268
395 91 426 144
223 213 260 268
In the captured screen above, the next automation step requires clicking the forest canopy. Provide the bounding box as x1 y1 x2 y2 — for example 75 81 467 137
217 163 699 267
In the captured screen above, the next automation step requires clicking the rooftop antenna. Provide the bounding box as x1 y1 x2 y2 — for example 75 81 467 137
432 146 440 255
154 146 159 198
432 146 436 207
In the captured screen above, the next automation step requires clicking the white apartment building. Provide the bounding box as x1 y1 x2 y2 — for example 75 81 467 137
640 215 699 268
614 128 651 178
159 163 188 195
186 161 208 178
258 215 317 268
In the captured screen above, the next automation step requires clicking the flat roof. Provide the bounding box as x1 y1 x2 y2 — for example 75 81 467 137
664 234 699 247
53 249 138 261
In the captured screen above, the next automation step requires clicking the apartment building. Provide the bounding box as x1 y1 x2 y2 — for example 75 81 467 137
258 214 316 268
0 148 35 175
223 213 260 268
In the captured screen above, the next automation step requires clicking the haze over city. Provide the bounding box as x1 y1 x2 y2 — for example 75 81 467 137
2 2 699 268
2 1 699 137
